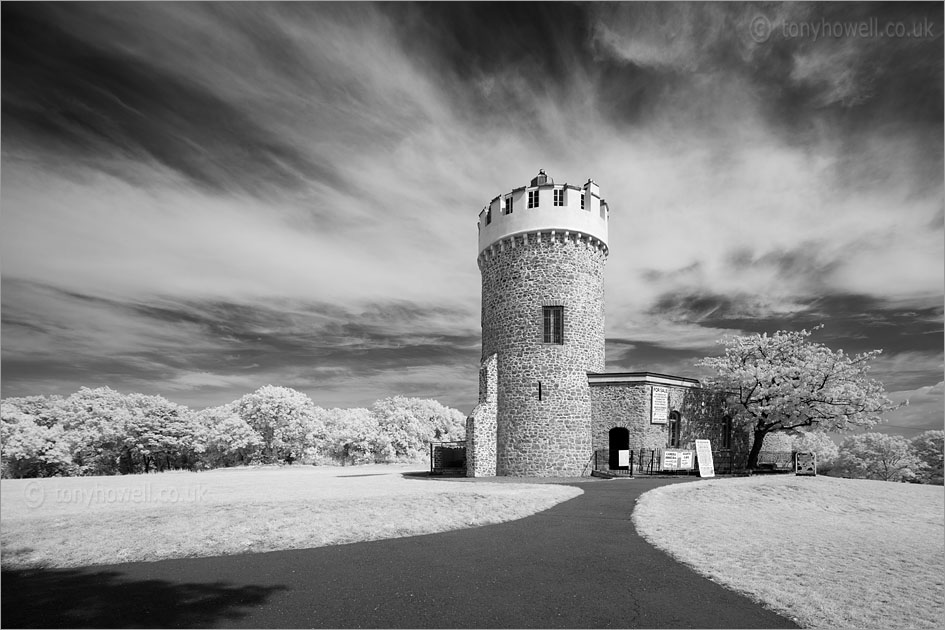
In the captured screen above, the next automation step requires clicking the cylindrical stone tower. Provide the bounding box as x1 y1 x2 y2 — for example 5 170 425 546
476 170 609 476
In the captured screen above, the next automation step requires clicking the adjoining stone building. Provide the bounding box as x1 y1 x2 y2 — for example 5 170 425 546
464 170 787 478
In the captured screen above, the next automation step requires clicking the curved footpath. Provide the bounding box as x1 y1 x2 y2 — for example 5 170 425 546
2 476 799 629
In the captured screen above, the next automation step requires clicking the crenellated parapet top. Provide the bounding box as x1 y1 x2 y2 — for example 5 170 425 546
477 229 608 269
477 170 610 255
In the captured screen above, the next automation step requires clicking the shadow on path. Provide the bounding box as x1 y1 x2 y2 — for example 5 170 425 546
1 477 800 628
1 567 286 628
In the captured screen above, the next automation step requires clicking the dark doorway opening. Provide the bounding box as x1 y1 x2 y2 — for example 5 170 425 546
608 427 630 469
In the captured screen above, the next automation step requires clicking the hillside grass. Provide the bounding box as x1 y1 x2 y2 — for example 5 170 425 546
0 464 582 568
633 475 945 629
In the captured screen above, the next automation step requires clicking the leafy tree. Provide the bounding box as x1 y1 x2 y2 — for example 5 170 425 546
370 396 466 462
1 395 66 427
835 432 921 482
697 328 900 470
910 430 944 485
58 387 134 475
237 386 324 464
322 407 379 465
1 402 76 478
193 403 263 468
123 393 199 473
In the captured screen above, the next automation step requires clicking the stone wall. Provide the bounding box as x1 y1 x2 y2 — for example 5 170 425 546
479 232 606 476
466 353 497 477
590 383 692 454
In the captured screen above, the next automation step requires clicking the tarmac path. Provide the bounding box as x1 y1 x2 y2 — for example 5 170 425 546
1 475 799 628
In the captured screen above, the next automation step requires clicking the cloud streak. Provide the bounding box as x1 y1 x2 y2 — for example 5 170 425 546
2 3 941 432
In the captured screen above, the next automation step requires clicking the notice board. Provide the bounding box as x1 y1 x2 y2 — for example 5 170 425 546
651 386 669 424
662 449 694 471
695 439 715 478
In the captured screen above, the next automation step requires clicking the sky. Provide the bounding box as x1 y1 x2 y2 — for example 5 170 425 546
2 2 942 438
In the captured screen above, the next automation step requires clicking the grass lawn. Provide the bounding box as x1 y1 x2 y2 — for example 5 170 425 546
633 475 945 629
0 464 581 568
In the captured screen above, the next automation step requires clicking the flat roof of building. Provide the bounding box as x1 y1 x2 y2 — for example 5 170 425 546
587 371 701 388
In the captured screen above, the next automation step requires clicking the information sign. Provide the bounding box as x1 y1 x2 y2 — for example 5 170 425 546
679 450 694 470
618 450 630 468
651 386 669 424
662 449 679 470
695 439 715 478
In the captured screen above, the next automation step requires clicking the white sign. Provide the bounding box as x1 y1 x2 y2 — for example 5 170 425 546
662 449 682 470
618 450 630 467
662 449 694 471
695 439 715 478
651 386 669 424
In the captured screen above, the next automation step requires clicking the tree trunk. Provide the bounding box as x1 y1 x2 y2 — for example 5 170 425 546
747 428 768 470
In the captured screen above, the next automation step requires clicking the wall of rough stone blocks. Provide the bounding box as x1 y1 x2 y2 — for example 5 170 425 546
466 353 497 477
479 233 606 476
466 354 498 477
590 383 693 456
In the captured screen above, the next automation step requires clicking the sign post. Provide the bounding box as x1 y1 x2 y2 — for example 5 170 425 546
694 439 715 478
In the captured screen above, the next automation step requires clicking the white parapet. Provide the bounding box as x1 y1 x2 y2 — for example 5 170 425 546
477 172 609 255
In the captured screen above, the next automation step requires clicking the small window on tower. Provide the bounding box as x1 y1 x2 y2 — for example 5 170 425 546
542 306 564 344
554 189 564 206
528 190 538 208
485 208 492 225
504 196 513 215
581 193 586 210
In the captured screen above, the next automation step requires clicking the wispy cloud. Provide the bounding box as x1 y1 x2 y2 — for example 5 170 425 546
2 2 941 427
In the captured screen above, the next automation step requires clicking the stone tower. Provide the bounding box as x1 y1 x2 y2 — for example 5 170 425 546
467 170 609 477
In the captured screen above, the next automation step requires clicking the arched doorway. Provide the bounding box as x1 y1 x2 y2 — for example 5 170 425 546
609 427 630 469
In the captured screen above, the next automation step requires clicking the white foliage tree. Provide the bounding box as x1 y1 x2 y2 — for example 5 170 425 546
237 386 324 464
370 396 466 462
58 387 134 475
124 393 199 472
836 432 922 482
194 403 263 468
322 407 380 465
910 430 944 485
1 400 75 478
697 327 900 469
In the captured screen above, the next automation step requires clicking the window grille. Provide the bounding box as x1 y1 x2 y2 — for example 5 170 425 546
485 208 492 225
553 189 564 206
581 193 585 210
504 196 513 215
